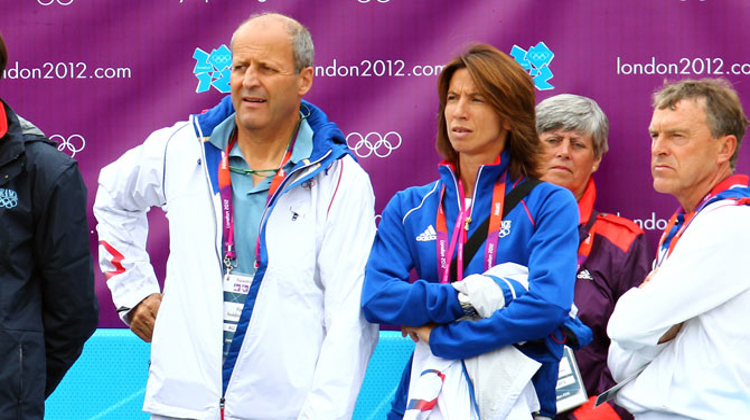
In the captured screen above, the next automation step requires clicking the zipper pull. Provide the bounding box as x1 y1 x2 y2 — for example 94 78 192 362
220 397 225 420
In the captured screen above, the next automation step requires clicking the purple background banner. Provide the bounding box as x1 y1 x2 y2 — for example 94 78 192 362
2 0 749 327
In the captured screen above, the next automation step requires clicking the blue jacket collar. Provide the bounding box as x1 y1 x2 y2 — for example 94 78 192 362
701 174 750 210
195 96 351 165
436 150 517 230
437 150 513 193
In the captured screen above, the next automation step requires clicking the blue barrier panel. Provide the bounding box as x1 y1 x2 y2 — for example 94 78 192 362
45 329 414 419
352 332 414 420
46 329 150 420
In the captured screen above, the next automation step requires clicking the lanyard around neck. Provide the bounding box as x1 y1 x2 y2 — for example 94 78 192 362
218 121 301 273
655 211 694 268
436 174 506 283
655 174 750 267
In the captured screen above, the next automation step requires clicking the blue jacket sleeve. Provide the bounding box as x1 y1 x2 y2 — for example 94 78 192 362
429 187 579 359
361 191 464 326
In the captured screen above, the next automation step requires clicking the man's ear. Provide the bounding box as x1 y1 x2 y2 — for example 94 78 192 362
298 67 313 96
716 134 737 166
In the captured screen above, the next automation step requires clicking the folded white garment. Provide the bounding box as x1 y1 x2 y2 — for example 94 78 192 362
405 263 541 420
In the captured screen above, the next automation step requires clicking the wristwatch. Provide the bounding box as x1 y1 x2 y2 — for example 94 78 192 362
457 293 478 318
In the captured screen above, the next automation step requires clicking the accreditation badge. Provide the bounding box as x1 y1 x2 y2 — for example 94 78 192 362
222 273 254 350
555 346 588 413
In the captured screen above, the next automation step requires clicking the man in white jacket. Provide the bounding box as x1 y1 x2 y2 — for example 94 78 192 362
94 13 378 420
606 79 750 420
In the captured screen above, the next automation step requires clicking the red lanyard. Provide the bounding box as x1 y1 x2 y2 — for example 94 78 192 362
436 180 471 284
436 175 506 283
218 126 299 272
655 211 694 267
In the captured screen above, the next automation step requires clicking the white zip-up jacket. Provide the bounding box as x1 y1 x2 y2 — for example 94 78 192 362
607 176 750 420
95 97 378 420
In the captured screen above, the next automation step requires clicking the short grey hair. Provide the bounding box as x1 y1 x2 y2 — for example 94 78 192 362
536 94 609 158
231 12 314 73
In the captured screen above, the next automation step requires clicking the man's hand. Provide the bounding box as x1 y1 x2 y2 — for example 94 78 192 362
128 293 162 342
402 324 435 344
658 322 684 344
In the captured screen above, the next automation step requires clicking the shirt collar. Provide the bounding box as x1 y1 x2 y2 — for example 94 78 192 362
685 173 750 214
288 118 313 165
577 177 596 225
209 112 314 167
707 174 749 199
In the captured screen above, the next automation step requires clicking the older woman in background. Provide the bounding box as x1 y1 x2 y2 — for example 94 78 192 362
537 94 651 420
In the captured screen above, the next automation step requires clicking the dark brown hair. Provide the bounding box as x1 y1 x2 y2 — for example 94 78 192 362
436 43 540 179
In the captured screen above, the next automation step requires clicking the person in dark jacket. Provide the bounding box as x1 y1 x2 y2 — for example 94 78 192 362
536 94 651 420
0 33 98 419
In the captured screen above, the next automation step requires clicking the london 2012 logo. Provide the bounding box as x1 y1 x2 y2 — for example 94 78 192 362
192 44 232 94
510 42 555 91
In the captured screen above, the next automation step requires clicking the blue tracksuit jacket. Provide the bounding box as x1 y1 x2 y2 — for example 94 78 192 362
361 151 579 418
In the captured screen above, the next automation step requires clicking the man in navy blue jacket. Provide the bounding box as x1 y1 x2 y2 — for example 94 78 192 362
0 33 98 419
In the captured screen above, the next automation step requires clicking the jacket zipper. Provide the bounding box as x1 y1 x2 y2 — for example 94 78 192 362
193 117 230 416
450 164 487 229
468 165 485 224
220 152 332 411
18 344 23 416
193 116 225 279
199 117 335 411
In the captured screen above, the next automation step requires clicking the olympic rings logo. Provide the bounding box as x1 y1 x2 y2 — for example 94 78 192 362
213 55 231 65
50 134 86 158
346 131 402 158
38 0 75 5
0 188 19 209
498 220 512 238
529 51 552 62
